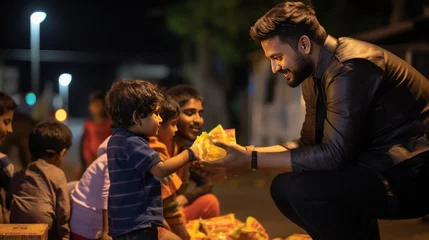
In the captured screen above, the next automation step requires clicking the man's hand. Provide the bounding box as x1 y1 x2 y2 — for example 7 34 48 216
195 140 251 181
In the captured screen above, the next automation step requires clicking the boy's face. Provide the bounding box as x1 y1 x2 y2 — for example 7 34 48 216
177 98 204 141
0 110 14 145
158 115 179 142
138 107 163 137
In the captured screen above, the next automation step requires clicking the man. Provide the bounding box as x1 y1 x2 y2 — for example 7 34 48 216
199 1 429 240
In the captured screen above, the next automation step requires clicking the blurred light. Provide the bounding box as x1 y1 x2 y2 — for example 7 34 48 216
58 73 72 86
52 94 63 109
30 12 46 24
25 92 37 106
55 109 68 122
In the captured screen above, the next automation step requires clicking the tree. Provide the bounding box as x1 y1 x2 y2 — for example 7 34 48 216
164 0 277 132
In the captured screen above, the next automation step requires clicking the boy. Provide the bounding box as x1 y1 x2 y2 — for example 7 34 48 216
166 85 220 221
0 92 17 223
10 120 73 240
105 80 199 239
149 94 189 240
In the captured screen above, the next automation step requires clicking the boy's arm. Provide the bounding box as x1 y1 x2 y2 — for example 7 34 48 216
55 173 71 240
101 156 111 239
101 210 112 240
150 147 196 178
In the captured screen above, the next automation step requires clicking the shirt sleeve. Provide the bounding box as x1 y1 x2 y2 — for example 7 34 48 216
55 172 71 239
128 137 161 173
291 59 384 172
101 154 110 210
0 153 14 190
148 137 169 161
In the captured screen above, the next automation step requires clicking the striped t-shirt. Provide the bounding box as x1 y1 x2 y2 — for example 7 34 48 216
107 128 163 237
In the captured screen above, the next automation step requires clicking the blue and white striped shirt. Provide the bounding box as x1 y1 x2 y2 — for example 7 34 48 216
107 128 163 237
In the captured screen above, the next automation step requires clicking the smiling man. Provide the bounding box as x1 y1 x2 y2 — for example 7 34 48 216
198 1 429 240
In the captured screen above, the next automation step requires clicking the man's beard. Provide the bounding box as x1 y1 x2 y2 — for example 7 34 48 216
284 52 313 88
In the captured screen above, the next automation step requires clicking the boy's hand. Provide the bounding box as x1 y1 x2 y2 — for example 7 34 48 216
100 232 112 240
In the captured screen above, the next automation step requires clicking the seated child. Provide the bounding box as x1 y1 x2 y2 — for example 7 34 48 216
70 136 112 240
105 80 200 240
10 120 73 240
0 92 17 223
149 94 189 240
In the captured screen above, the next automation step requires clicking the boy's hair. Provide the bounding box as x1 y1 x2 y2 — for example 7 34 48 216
249 1 327 48
0 92 18 116
28 120 73 160
165 85 203 107
160 94 180 124
106 79 164 128
88 90 106 104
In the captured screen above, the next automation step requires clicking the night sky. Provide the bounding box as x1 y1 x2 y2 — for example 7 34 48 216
2 0 184 117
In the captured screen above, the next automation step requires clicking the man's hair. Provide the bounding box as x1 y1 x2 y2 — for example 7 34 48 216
106 79 163 128
160 94 180 124
250 1 327 48
28 120 73 160
165 85 203 107
88 90 106 104
0 92 18 116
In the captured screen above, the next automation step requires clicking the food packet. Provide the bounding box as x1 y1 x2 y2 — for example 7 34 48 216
193 125 236 161
285 234 312 240
200 213 237 237
237 217 269 240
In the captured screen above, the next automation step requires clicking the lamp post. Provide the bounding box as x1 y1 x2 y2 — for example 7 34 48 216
58 73 72 112
30 11 46 95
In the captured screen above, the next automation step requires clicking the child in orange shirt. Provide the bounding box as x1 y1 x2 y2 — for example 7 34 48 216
149 94 189 240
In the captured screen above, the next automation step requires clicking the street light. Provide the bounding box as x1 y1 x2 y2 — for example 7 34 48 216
30 11 47 95
58 73 72 112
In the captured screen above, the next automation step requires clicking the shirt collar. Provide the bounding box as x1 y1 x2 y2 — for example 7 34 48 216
314 35 338 80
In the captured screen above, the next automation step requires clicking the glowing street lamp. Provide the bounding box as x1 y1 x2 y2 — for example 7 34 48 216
30 11 47 95
58 73 72 112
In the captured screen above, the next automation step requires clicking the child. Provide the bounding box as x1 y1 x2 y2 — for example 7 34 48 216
81 90 112 169
166 85 220 221
10 120 73 240
105 80 199 240
149 94 189 240
0 92 17 223
70 136 112 240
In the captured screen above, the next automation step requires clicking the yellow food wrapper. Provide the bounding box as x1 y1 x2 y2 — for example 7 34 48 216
237 217 269 240
186 219 201 235
194 125 236 161
200 213 237 237
285 234 312 240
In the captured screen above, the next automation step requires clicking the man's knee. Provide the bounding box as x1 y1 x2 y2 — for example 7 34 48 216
270 173 313 206
270 173 294 204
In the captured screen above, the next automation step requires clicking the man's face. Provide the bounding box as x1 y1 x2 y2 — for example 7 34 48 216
0 110 14 145
177 98 204 141
261 36 313 88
